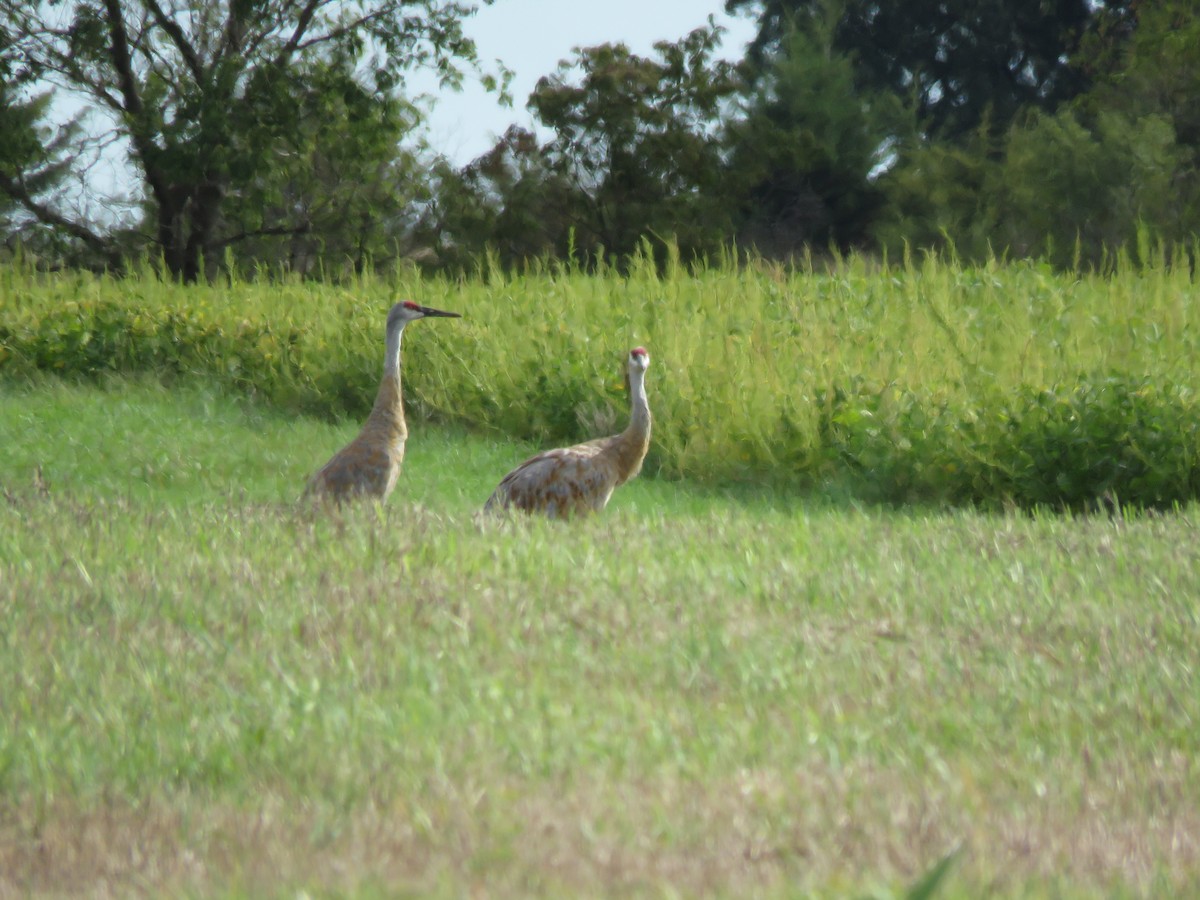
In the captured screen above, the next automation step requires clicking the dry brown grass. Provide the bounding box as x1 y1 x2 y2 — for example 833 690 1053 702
3 752 1196 898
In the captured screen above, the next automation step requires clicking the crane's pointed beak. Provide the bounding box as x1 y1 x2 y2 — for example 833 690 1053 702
418 304 462 318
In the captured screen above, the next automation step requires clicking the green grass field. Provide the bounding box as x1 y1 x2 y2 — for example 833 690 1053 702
2 377 1198 897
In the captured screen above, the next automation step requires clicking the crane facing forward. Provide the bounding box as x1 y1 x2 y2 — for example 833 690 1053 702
304 300 461 503
484 347 651 518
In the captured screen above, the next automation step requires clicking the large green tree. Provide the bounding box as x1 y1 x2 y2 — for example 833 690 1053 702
999 0 1200 264
1077 0 1200 149
217 62 430 276
526 22 741 264
0 0 488 280
727 0 1130 140
424 22 741 270
725 18 904 255
874 0 1200 267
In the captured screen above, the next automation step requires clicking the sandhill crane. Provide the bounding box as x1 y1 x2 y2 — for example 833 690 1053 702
304 300 461 503
485 347 651 518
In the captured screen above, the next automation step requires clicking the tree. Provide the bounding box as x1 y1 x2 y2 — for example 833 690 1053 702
0 0 488 280
218 63 430 276
997 0 1200 265
724 17 904 255
419 125 575 271
997 109 1189 267
526 22 741 264
870 120 1001 261
0 33 99 264
875 0 1200 267
727 0 1131 141
1077 0 1200 150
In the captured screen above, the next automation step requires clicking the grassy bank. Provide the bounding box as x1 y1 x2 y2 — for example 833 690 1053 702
3 253 1198 507
1 379 1198 896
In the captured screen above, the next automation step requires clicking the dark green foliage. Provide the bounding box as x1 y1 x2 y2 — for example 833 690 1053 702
727 0 1122 140
0 82 111 267
819 376 1200 512
0 299 326 415
1077 0 1200 144
995 111 1191 268
220 63 429 277
871 126 1000 261
418 127 576 272
0 86 50 191
874 0 1200 268
527 24 740 266
876 108 1194 268
725 20 904 254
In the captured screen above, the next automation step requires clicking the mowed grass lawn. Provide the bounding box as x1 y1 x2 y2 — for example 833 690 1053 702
1 377 1198 897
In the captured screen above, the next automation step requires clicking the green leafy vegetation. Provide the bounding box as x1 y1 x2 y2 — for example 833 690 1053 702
3 255 1198 510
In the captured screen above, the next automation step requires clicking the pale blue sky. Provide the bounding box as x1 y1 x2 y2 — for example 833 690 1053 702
408 0 758 164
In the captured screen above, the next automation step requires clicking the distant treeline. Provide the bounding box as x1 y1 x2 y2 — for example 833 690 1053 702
2 1 1196 279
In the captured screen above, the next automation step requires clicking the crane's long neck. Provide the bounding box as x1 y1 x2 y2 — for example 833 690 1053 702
366 319 407 438
613 366 651 483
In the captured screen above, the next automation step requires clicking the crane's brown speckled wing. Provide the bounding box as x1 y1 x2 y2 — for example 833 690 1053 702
484 444 619 518
305 436 404 501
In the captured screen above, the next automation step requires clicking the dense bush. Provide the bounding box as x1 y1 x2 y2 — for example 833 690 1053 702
818 377 1200 510
2 254 1198 510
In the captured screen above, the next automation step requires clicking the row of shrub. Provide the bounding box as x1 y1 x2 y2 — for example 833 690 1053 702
2 255 1198 510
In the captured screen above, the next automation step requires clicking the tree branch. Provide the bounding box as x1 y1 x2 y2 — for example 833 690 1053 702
12 26 128 113
274 0 327 65
143 0 206 83
27 55 127 114
100 0 176 209
213 222 312 248
0 171 121 266
100 0 145 118
220 0 251 58
293 10 391 53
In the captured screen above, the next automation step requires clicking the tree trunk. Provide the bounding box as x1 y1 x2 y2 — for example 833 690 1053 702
150 176 225 283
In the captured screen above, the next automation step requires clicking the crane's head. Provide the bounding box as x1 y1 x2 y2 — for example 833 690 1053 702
388 299 462 329
628 346 650 373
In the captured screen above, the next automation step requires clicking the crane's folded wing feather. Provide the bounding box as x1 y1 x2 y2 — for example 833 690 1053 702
485 445 618 516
